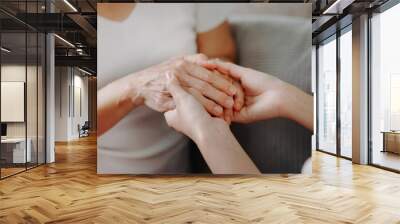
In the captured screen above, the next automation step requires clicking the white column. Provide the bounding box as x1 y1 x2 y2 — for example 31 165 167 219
352 14 369 164
46 32 55 163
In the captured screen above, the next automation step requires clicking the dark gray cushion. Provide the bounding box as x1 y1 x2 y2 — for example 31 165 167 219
190 5 312 173
229 9 312 173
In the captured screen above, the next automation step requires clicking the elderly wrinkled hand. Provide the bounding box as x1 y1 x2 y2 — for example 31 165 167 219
137 54 244 122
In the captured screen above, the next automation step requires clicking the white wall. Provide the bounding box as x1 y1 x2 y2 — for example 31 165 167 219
55 66 70 141
71 73 89 138
1 65 39 138
1 63 46 164
54 67 89 141
1 65 26 136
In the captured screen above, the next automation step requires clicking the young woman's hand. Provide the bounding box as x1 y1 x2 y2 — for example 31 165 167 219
201 60 313 131
201 60 285 122
163 73 228 142
163 74 259 174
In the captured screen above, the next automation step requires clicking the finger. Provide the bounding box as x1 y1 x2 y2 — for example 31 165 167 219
199 62 218 72
233 81 244 111
213 69 232 82
217 72 243 112
177 72 234 109
224 108 233 124
232 110 249 123
187 88 223 117
197 59 228 74
215 75 234 123
201 60 244 80
166 72 189 106
183 61 237 96
183 53 208 63
164 110 178 128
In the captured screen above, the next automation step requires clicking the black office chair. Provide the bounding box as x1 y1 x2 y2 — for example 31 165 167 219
79 121 90 138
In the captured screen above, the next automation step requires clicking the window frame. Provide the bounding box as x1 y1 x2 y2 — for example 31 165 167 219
315 24 353 161
367 0 400 173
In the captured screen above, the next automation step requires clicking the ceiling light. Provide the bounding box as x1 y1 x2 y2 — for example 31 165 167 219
323 0 342 14
78 67 93 76
323 0 354 15
76 48 85 55
54 34 75 48
63 0 78 12
1 47 11 53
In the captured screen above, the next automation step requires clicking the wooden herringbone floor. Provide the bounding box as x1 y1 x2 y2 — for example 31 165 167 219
1 135 400 224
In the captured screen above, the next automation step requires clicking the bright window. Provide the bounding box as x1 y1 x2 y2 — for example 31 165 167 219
340 29 352 158
318 37 337 154
371 2 400 171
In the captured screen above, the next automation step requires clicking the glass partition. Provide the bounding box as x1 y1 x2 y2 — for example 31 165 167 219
1 31 28 177
370 3 400 171
317 36 337 154
0 1 46 179
339 28 352 158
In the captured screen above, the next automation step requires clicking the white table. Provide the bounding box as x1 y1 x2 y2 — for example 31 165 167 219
1 138 31 163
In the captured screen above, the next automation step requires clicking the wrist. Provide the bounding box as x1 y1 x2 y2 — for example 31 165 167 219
274 79 294 119
193 119 230 146
125 72 146 107
277 81 305 121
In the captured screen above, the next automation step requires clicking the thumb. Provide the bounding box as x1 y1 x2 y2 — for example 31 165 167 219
164 109 178 128
201 60 244 81
215 61 245 80
166 72 188 105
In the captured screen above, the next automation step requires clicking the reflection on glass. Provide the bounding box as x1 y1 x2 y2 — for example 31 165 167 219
340 29 352 158
371 3 400 171
0 1 46 179
1 32 27 177
318 37 337 154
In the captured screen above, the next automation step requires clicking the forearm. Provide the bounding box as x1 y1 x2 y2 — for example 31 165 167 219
194 121 260 174
97 73 144 136
281 83 314 132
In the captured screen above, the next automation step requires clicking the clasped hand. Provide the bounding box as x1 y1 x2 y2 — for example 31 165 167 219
136 54 245 123
160 54 291 143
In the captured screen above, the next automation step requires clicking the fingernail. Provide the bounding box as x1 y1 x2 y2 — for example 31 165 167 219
224 113 231 124
228 86 236 95
214 106 223 115
225 98 234 108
